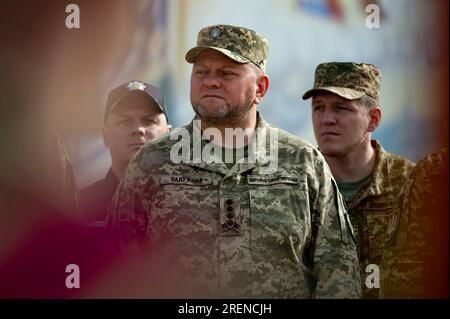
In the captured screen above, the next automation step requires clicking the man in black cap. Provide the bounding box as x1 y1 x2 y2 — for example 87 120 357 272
80 80 171 228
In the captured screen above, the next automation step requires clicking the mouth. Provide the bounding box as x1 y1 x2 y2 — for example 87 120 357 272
202 94 223 99
321 131 340 137
128 142 145 148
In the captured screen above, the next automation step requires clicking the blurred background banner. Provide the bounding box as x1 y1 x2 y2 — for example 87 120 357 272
3 0 445 188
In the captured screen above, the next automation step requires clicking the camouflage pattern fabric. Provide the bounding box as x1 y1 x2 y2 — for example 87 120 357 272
380 148 448 298
185 24 269 71
302 62 381 101
344 140 415 298
105 112 361 298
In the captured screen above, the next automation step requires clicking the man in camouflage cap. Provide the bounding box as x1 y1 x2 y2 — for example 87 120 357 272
303 62 415 298
106 25 361 298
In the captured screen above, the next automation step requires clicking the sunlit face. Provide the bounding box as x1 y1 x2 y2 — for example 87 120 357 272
102 92 170 167
311 93 373 158
190 49 259 126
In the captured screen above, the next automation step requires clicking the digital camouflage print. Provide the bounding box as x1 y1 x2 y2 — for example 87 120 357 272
302 62 381 101
105 112 361 298
344 140 415 298
185 24 269 71
380 148 448 298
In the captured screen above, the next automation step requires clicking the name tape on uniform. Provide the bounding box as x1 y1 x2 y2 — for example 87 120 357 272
247 175 299 185
160 175 213 186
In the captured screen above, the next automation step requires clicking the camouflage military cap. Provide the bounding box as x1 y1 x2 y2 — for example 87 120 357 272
185 24 269 71
302 62 381 101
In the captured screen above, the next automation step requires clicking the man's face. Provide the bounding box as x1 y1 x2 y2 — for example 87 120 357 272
312 93 373 158
102 92 170 166
190 49 259 125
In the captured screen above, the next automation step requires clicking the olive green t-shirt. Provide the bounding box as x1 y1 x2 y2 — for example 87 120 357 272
337 174 372 201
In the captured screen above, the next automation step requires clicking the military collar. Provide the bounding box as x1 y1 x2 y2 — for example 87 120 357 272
346 140 394 209
184 112 275 176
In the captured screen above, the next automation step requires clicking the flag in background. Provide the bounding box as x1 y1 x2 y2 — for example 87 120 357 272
297 0 344 21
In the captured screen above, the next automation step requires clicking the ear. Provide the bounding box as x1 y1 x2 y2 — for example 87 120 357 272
254 74 270 105
101 126 110 148
367 107 382 132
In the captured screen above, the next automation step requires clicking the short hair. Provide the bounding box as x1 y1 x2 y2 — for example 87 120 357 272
248 61 265 78
356 95 379 110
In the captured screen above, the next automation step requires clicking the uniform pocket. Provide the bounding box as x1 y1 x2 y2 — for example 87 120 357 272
365 199 397 263
149 175 218 240
248 186 311 297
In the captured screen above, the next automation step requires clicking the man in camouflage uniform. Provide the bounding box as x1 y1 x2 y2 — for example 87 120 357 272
106 25 361 298
303 62 415 298
381 148 448 298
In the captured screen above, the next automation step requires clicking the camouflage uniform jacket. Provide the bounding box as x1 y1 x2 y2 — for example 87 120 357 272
106 113 361 298
380 148 448 298
345 140 415 298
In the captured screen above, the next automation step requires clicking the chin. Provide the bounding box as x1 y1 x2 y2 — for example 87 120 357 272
195 104 229 121
318 146 343 158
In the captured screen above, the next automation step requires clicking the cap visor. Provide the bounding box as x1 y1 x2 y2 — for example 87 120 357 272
109 91 164 115
302 87 366 100
185 46 251 64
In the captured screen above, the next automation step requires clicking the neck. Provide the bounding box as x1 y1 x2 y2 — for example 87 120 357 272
111 160 126 180
197 111 258 148
325 140 376 183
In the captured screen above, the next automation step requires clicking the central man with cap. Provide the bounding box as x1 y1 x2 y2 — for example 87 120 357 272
302 62 415 298
106 25 361 298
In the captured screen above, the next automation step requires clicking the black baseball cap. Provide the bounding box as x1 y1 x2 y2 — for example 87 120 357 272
104 80 169 124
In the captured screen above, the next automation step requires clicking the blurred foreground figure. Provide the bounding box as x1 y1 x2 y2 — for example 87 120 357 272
381 148 449 298
0 0 148 298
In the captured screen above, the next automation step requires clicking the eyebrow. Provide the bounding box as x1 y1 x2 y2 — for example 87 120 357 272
113 114 132 120
312 99 324 105
334 101 355 108
143 114 162 121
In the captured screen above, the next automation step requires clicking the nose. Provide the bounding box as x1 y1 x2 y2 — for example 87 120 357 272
131 125 145 136
321 109 336 125
203 73 221 89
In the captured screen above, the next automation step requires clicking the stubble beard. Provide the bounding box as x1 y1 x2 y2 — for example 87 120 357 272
193 93 254 127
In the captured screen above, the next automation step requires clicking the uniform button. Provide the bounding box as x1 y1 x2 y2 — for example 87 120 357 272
227 212 234 219
226 220 234 227
226 206 233 212
225 199 233 205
